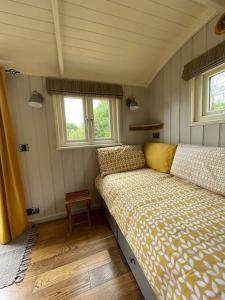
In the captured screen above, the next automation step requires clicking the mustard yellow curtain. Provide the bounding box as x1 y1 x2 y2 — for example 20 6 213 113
0 66 28 244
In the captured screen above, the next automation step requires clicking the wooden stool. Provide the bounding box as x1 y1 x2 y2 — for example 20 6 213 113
65 190 91 233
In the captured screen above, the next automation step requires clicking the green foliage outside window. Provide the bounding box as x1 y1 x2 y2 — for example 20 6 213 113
66 100 111 140
211 102 225 112
66 123 85 140
210 71 225 112
93 101 111 139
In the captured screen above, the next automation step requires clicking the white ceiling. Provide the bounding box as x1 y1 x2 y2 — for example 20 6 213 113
0 0 223 87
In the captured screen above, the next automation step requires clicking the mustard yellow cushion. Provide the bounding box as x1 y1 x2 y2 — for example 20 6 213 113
144 142 177 173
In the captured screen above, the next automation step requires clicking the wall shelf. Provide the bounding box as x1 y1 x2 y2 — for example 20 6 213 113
129 123 163 131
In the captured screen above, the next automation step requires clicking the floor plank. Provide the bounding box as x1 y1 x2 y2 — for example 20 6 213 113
71 273 140 300
89 254 129 288
0 213 143 300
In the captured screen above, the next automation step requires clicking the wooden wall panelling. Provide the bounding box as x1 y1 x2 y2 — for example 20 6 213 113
29 76 55 216
190 27 206 145
124 85 149 144
6 76 32 208
82 148 101 209
170 52 181 144
163 62 172 143
190 126 204 146
152 71 164 142
122 85 130 145
42 78 65 213
158 72 164 144
72 149 85 192
220 124 225 147
14 75 44 216
89 149 102 208
137 86 151 144
62 150 76 193
179 40 192 144
204 124 220 146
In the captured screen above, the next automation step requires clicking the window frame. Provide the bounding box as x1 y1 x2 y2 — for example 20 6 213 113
53 95 121 149
190 63 225 126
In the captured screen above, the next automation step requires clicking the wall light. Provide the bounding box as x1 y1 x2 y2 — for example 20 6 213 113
126 97 139 111
28 91 43 108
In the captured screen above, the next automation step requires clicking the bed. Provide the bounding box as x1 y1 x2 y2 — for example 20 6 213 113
96 167 225 299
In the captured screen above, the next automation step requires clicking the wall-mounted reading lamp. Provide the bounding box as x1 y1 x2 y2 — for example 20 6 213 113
28 91 43 108
126 97 139 111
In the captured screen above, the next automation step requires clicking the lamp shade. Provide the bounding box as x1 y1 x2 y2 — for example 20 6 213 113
126 97 139 111
28 91 43 108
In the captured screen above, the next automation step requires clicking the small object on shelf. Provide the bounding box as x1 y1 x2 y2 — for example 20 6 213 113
65 190 92 234
215 13 225 35
129 123 163 131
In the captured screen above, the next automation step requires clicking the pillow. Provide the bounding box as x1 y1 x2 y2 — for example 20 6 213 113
97 145 145 177
144 142 177 173
171 144 225 196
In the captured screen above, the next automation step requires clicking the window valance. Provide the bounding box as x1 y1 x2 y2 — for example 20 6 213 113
46 77 123 99
182 39 225 81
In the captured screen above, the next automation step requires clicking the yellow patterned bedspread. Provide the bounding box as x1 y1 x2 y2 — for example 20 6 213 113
95 168 225 300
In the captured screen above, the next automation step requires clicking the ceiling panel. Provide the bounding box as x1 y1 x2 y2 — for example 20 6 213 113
108 0 197 25
0 0 53 22
61 9 181 43
0 12 54 33
62 0 187 34
64 58 152 86
0 0 222 86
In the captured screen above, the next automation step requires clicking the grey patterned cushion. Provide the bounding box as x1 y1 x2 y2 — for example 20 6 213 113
97 145 145 177
171 144 225 196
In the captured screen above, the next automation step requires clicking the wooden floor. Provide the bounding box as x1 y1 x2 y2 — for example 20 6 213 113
0 213 144 300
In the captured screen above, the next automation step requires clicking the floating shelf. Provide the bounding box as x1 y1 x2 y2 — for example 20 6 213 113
129 123 163 131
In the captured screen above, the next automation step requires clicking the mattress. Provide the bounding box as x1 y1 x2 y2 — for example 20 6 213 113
96 168 225 300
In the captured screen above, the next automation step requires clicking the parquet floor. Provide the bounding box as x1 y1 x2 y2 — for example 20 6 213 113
0 213 144 300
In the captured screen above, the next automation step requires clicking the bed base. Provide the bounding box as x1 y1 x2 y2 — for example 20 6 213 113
103 205 157 300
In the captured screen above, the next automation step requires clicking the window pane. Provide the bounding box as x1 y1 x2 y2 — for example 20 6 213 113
93 99 111 139
64 97 86 141
209 71 225 112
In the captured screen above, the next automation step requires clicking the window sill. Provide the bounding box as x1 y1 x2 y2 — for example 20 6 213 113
190 118 225 126
56 143 122 150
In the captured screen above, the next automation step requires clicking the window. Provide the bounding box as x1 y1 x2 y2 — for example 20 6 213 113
53 95 121 149
208 72 225 113
190 63 225 125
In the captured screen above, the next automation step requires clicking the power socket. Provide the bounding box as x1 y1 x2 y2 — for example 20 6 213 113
19 144 29 152
153 132 160 139
27 207 40 215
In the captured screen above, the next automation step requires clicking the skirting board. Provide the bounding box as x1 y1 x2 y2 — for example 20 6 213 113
29 202 101 223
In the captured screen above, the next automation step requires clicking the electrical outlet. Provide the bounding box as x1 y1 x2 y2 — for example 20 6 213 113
26 207 40 215
153 132 160 139
19 144 29 152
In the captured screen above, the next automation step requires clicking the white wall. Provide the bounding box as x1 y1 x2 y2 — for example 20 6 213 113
6 75 149 222
147 16 225 147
